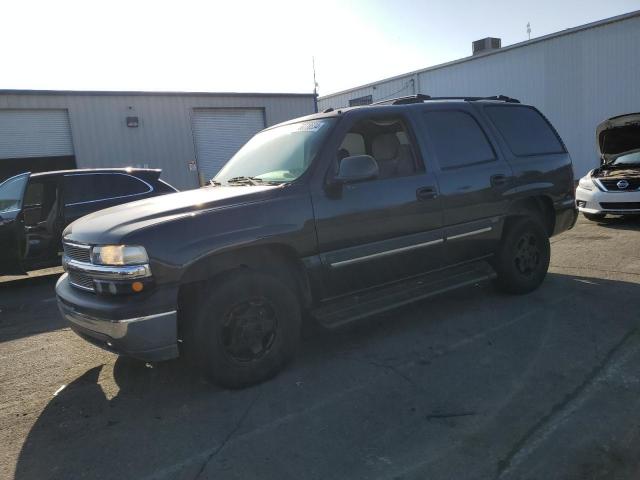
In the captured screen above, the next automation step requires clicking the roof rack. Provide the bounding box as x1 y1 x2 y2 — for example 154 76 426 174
371 94 520 105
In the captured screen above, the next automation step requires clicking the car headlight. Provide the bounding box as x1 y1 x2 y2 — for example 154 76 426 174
578 176 594 191
91 245 149 265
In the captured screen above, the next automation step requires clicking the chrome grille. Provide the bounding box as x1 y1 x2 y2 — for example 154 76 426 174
68 271 95 292
599 178 640 191
63 241 91 263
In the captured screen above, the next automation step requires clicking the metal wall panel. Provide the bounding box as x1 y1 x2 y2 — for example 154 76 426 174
318 12 640 176
192 108 265 182
0 92 315 190
0 109 73 159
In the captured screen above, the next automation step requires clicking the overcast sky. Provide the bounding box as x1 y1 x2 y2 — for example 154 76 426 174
2 0 638 96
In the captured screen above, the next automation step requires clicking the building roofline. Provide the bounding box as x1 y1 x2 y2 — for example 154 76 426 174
0 89 316 99
319 9 640 100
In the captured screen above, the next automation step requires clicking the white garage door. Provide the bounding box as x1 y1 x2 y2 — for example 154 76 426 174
192 108 265 182
0 109 74 159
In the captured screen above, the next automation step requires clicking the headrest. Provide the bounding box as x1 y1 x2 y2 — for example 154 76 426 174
372 133 400 161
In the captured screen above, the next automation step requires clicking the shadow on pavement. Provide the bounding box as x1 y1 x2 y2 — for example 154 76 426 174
0 275 64 343
589 215 640 231
13 273 640 480
15 357 220 479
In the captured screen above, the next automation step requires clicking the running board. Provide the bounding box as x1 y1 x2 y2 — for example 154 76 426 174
312 261 496 329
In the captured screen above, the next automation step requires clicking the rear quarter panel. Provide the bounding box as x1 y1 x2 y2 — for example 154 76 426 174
472 104 576 230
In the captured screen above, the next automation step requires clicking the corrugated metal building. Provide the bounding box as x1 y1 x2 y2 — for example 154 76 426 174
318 10 640 177
0 91 316 189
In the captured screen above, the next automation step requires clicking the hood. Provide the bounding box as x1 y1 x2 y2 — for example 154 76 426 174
63 185 279 244
597 113 640 163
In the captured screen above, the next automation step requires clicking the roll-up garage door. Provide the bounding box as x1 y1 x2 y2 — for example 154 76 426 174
191 108 265 183
0 109 75 181
0 109 74 159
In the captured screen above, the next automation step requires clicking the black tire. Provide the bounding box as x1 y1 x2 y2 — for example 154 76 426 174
583 212 606 222
192 269 301 388
493 217 550 295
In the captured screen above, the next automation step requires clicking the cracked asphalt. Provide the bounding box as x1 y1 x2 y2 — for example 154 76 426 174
2 216 640 480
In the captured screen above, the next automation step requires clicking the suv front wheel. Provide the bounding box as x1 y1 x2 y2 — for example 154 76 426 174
191 270 301 388
492 217 550 294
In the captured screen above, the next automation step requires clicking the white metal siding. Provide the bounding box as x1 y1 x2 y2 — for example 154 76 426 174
0 93 315 190
0 109 73 159
191 108 265 182
318 12 640 177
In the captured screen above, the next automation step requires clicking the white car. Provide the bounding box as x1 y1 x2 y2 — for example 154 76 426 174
576 112 640 221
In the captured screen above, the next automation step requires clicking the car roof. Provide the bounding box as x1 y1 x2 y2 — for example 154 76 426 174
30 167 161 179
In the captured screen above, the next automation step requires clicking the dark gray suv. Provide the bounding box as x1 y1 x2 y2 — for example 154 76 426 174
55 95 578 388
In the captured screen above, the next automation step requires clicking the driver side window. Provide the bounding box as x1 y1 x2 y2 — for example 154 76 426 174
0 174 29 214
337 117 421 181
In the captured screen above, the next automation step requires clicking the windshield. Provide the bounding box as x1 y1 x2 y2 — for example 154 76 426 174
611 149 640 166
214 118 335 185
0 173 29 214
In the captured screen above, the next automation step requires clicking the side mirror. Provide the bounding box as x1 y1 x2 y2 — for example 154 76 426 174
335 155 379 183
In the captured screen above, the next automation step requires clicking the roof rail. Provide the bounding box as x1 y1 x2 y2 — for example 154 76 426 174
371 94 431 105
371 94 520 105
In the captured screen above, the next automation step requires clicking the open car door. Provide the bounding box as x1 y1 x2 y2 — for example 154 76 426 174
0 172 30 275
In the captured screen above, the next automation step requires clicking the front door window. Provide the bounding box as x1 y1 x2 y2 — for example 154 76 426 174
0 173 30 214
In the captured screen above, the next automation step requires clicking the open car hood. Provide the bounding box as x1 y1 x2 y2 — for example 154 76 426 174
597 113 640 164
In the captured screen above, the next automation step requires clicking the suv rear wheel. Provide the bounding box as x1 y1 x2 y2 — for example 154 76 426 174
191 270 301 388
493 217 550 294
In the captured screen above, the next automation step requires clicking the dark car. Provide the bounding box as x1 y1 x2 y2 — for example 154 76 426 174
55 95 577 388
0 168 177 275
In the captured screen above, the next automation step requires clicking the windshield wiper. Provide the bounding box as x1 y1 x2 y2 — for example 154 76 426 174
226 176 264 186
608 163 640 168
208 179 222 187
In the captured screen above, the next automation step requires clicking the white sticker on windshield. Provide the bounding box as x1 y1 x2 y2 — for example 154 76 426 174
295 121 324 132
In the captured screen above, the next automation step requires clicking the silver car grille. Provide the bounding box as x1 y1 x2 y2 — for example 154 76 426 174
63 241 92 264
63 241 94 292
68 271 95 292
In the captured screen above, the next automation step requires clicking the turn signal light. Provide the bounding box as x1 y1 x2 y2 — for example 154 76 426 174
131 281 144 293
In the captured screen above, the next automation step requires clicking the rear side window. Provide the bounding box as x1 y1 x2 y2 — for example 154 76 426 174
64 174 151 204
485 106 565 156
422 111 495 170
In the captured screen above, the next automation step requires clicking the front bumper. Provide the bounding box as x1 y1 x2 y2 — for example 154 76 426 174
576 184 640 215
56 273 179 361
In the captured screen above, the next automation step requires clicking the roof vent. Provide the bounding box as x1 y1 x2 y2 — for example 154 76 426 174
472 37 501 55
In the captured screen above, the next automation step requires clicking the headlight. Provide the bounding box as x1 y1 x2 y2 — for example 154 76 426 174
91 245 149 265
578 176 594 191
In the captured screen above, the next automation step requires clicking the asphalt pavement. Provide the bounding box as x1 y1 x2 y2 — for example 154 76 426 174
1 216 640 480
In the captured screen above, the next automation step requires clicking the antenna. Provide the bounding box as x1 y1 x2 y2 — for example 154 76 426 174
312 56 319 96
312 56 319 112
527 22 531 40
